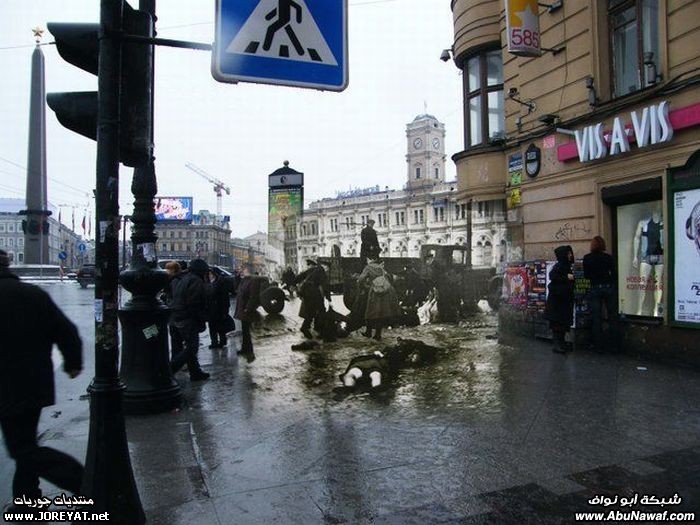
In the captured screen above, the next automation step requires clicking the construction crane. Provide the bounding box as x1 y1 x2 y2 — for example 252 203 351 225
185 162 231 217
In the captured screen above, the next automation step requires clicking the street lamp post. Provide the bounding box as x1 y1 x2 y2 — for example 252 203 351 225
117 0 181 414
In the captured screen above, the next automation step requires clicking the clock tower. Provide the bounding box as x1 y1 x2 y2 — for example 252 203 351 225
406 113 446 190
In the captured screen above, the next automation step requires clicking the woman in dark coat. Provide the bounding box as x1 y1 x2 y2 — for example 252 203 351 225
207 269 232 348
359 258 401 340
295 260 330 339
545 245 575 353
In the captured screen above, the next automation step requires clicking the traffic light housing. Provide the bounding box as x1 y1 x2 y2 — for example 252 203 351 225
47 2 153 167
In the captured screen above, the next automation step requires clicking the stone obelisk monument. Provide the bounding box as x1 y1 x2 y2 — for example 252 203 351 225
22 28 50 264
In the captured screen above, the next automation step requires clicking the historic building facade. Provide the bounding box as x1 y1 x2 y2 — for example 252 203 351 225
0 198 86 267
155 210 234 267
297 114 507 268
449 0 700 364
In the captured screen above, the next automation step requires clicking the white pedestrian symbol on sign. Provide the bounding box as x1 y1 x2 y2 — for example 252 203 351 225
227 0 338 66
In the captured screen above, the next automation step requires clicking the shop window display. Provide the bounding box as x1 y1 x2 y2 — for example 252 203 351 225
617 200 664 317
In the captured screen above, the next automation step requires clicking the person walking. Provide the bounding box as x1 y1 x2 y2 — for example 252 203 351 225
359 257 400 341
583 236 619 353
545 245 576 353
207 268 232 349
295 259 330 339
360 219 380 267
234 264 260 357
169 258 210 381
162 261 182 360
0 250 84 504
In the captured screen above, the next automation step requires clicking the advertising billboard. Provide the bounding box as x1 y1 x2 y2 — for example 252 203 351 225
673 187 700 324
155 197 193 222
268 188 303 244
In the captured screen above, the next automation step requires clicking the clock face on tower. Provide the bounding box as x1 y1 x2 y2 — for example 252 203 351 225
413 138 423 149
432 138 440 150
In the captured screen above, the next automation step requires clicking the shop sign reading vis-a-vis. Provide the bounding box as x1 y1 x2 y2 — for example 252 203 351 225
212 0 348 91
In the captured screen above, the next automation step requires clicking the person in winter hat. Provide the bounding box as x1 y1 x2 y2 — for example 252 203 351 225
544 245 575 353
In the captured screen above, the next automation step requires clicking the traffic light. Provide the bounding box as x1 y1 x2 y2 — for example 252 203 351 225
46 2 153 167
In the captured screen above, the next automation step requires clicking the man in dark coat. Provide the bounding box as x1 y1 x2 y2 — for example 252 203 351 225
234 263 260 356
170 259 210 380
0 250 84 502
360 219 380 266
545 245 575 353
294 259 330 339
207 268 232 349
281 266 296 298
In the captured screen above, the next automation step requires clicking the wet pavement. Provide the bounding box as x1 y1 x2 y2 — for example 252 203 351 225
2 285 700 523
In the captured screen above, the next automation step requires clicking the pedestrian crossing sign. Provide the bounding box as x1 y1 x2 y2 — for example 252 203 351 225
213 0 348 91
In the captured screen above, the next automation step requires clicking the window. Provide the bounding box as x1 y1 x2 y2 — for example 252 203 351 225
463 49 504 147
0 238 4 247
455 204 467 220
8 238 14 247
616 200 664 318
415 166 421 179
0 225 4 232
8 224 14 233
377 213 387 227
162 243 167 251
395 211 405 226
345 217 352 229
433 207 445 222
18 253 23 263
477 201 492 217
301 224 307 236
311 222 317 235
483 241 493 265
178 231 183 238
330 218 338 232
435 167 439 179
608 0 659 98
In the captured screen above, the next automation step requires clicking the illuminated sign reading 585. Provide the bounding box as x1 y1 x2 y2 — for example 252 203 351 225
505 0 542 57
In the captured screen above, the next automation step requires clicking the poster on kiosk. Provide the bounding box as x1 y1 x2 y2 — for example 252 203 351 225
673 187 700 324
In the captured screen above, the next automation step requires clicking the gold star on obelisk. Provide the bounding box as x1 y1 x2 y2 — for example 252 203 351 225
32 27 44 44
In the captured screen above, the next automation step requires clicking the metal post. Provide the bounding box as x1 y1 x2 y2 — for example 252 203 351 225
80 1 145 523
121 215 127 269
118 0 181 414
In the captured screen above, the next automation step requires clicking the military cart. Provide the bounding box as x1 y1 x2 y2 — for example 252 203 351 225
318 244 502 314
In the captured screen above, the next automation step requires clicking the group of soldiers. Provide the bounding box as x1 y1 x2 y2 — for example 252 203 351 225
286 218 397 343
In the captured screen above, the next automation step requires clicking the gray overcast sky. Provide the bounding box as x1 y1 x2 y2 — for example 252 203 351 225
0 0 463 237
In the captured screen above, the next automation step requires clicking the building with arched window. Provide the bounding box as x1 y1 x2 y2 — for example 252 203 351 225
449 0 700 361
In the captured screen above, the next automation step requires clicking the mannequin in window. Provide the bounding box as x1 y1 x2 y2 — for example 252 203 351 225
632 203 663 316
